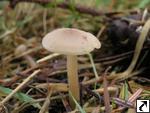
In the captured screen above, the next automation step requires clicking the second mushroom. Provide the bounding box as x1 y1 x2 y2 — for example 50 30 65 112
42 28 101 108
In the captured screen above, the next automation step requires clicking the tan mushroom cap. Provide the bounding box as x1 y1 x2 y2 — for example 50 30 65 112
42 28 101 55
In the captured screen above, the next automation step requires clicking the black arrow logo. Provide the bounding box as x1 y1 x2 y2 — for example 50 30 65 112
139 101 147 111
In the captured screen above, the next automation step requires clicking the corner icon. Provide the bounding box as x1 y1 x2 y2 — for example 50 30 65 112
136 99 150 113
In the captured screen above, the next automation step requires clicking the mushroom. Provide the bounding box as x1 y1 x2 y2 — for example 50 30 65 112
42 28 101 108
15 44 36 67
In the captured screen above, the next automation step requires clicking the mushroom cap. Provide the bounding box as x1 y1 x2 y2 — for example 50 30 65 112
42 28 101 55
15 44 27 56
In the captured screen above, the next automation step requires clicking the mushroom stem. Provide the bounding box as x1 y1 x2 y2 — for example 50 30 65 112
67 55 80 108
24 55 36 67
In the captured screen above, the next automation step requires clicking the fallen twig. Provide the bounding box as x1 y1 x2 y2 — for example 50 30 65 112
7 0 123 16
0 69 41 105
